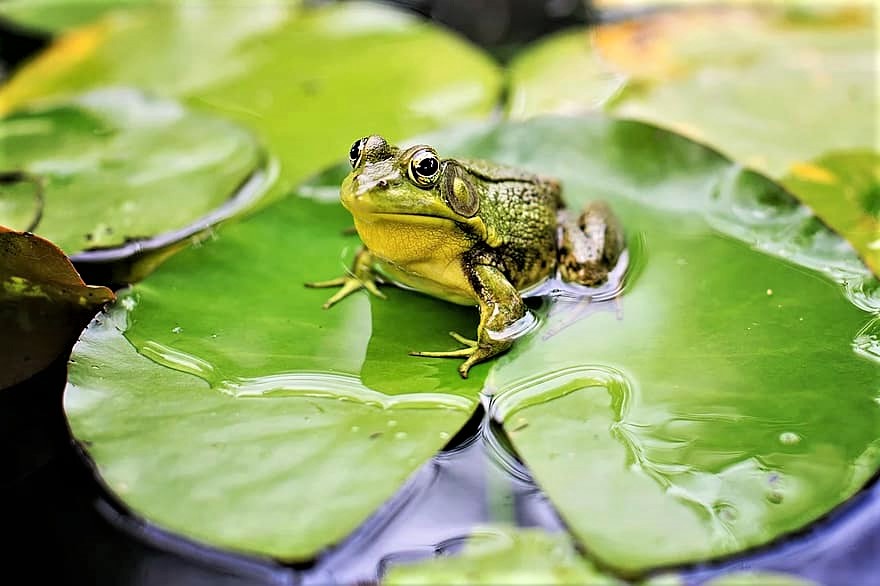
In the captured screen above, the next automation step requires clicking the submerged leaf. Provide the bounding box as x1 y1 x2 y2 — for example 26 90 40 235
382 526 616 585
0 227 114 389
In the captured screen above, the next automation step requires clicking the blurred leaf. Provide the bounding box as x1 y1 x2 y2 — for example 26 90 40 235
782 150 880 276
508 3 875 178
0 227 114 389
0 88 263 257
382 526 617 585
0 1 502 205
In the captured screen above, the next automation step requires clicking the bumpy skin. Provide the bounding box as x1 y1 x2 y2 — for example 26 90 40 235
306 136 622 378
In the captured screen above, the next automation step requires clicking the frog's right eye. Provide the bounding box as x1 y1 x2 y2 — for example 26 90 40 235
349 138 365 168
408 148 441 187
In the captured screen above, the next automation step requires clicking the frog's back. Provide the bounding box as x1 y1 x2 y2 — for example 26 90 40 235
466 162 561 291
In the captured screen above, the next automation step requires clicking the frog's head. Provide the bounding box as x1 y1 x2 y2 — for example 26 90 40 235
341 135 487 236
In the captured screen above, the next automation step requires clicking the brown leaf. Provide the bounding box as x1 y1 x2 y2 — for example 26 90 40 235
0 226 115 389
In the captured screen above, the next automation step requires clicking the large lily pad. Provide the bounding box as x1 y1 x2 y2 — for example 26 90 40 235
65 172 485 560
67 116 880 573
0 88 263 258
0 1 502 204
423 117 879 573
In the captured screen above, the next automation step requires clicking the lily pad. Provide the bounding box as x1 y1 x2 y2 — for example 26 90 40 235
782 150 880 278
382 526 616 585
0 87 264 258
64 173 484 560
1 227 114 389
421 117 879 573
0 1 502 203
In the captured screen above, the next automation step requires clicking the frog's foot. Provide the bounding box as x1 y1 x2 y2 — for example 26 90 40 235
410 332 507 379
305 275 386 309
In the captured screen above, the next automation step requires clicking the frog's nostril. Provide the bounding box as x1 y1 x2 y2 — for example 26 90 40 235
377 180 388 188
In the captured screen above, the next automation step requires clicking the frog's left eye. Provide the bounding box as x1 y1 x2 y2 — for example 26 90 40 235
408 149 441 187
349 138 365 168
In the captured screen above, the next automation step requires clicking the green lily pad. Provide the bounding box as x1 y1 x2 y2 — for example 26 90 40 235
64 173 484 560
382 526 617 585
0 1 502 204
782 150 880 277
508 3 875 179
422 117 879 573
0 88 264 257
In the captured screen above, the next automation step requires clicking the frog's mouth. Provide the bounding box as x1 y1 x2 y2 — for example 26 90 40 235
369 211 457 225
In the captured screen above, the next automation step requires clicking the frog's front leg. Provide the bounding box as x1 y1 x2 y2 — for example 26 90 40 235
411 264 525 379
305 247 386 309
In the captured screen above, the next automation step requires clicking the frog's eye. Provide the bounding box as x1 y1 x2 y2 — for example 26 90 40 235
408 149 441 187
349 138 365 168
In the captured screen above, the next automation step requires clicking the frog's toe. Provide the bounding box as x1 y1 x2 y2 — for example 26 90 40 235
364 280 387 300
305 277 347 289
448 331 477 347
321 279 364 309
409 347 475 358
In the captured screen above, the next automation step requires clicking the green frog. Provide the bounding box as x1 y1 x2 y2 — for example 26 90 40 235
307 136 624 378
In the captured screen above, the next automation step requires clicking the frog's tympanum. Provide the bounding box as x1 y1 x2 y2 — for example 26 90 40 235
307 136 624 378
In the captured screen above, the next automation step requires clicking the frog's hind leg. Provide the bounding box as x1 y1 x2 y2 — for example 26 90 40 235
557 200 624 287
410 264 523 378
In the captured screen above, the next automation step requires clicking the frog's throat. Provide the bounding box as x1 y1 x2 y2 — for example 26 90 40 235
362 212 493 245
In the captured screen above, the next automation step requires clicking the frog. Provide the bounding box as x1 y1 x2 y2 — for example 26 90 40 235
306 135 624 378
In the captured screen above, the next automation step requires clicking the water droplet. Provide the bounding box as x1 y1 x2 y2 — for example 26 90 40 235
779 431 801 445
394 431 407 440
387 419 398 427
171 326 182 334
766 288 774 296
439 431 450 440
351 426 360 433
767 491 784 504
